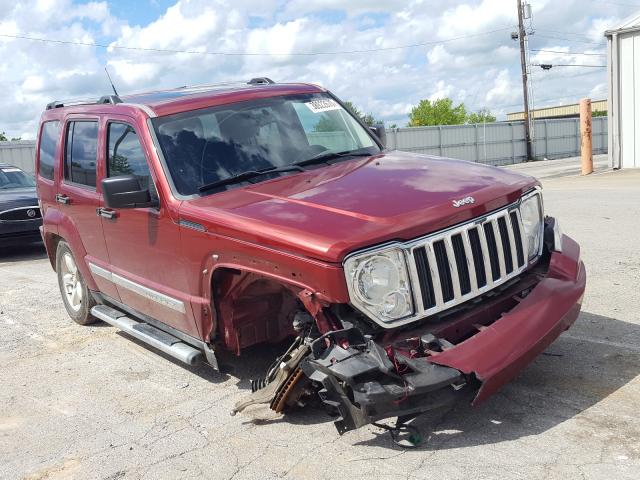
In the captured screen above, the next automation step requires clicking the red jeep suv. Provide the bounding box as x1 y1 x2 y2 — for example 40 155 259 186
35 78 585 437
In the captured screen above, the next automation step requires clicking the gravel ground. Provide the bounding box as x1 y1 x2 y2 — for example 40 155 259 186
1 168 639 480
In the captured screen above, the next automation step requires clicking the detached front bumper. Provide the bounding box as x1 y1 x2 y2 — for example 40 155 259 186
303 232 586 433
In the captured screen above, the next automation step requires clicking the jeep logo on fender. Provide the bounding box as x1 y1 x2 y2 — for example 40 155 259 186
452 196 475 208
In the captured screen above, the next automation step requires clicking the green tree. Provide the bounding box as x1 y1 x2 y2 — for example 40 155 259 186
408 98 467 127
467 108 497 124
592 110 607 117
313 116 341 132
110 154 134 176
0 132 7 141
343 101 380 126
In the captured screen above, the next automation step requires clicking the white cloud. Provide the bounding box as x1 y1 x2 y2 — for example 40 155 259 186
485 69 519 104
0 0 627 137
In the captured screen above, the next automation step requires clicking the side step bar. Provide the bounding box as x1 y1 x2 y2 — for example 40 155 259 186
91 305 203 366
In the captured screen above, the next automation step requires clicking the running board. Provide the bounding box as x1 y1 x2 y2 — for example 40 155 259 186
91 305 203 366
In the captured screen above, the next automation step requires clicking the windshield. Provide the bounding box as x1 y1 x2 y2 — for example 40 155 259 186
151 93 380 196
0 166 35 189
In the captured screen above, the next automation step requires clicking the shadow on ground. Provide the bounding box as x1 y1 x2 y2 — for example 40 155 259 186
3 243 636 450
354 311 640 450
112 310 640 449
0 243 47 263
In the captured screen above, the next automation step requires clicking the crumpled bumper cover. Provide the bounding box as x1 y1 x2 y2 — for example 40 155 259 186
303 232 586 434
430 233 585 404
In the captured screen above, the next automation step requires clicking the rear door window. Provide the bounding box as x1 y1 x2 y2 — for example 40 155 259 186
38 121 60 180
65 121 98 188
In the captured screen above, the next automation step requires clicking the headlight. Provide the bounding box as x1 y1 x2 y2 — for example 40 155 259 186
520 191 544 261
344 249 413 322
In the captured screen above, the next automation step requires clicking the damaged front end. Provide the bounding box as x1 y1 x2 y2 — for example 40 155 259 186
301 328 469 434
233 219 585 437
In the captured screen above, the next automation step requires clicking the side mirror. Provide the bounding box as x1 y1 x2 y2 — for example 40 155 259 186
102 175 154 209
369 124 387 148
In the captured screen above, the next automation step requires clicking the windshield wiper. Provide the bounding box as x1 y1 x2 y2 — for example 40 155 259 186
198 165 305 193
293 150 374 168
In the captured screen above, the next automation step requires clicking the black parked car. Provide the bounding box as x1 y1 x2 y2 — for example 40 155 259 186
0 164 42 247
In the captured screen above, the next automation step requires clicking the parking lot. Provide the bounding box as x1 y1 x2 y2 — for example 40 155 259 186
1 167 639 480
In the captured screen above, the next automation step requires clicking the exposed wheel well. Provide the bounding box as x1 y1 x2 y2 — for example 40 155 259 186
44 233 64 271
211 267 302 354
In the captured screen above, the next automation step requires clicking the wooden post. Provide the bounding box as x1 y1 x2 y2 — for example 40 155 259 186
580 98 593 175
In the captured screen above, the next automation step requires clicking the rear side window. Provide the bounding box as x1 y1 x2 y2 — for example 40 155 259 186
38 121 60 180
65 121 98 188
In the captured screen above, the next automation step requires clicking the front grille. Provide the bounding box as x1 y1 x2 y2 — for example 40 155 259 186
0 206 41 222
410 204 528 317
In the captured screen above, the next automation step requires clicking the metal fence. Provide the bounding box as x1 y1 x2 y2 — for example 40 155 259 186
0 141 36 173
0 117 608 174
387 116 608 166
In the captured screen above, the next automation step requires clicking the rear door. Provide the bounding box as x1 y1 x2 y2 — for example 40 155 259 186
99 117 196 336
57 116 119 300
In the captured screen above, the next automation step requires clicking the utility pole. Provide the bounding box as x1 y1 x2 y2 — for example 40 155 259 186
517 0 533 160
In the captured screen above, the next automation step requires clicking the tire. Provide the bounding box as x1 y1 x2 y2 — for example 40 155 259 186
55 241 97 325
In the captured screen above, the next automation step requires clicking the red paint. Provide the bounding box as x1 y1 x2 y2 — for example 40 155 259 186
36 78 584 406
428 235 585 403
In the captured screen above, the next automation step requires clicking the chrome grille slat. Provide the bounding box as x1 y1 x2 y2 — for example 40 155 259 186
425 243 444 309
409 203 531 319
476 224 494 288
504 214 519 272
461 230 478 291
444 236 462 301
491 219 507 280
513 209 527 266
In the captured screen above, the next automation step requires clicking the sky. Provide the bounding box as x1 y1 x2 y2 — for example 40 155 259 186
0 0 633 139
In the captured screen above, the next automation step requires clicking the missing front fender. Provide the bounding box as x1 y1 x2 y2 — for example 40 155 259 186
301 328 469 434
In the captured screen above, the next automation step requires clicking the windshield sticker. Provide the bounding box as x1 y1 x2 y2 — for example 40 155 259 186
305 99 342 113
1 168 20 173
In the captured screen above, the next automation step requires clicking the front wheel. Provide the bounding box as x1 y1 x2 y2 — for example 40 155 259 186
56 241 97 325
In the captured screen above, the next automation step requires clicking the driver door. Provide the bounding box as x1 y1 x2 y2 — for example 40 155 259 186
99 116 197 337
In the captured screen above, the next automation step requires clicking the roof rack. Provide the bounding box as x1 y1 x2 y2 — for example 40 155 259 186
248 77 275 85
45 77 275 110
45 95 122 110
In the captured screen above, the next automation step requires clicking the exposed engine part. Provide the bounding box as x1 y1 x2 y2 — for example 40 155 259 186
231 340 310 415
271 366 309 413
301 327 468 434
292 311 314 333
251 377 269 393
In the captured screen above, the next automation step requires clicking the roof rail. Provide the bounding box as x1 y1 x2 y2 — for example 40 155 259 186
98 95 123 105
248 77 275 85
45 95 123 110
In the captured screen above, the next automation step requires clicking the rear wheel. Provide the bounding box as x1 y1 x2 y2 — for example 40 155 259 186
56 241 97 325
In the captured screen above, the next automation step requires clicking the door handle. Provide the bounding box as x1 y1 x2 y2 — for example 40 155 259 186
55 194 71 205
96 207 118 220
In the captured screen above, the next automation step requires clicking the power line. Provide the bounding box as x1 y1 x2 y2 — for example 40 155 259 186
533 33 606 46
534 63 607 68
530 49 606 56
0 27 513 57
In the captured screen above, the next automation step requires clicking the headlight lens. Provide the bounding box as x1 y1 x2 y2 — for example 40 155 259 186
344 249 413 322
520 192 544 260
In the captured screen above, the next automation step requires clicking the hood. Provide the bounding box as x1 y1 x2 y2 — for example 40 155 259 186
0 187 38 211
181 151 537 263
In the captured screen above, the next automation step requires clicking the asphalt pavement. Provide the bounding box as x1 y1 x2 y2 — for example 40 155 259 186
1 165 638 480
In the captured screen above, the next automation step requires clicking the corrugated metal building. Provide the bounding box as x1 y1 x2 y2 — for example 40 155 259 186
507 100 607 121
606 13 640 168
